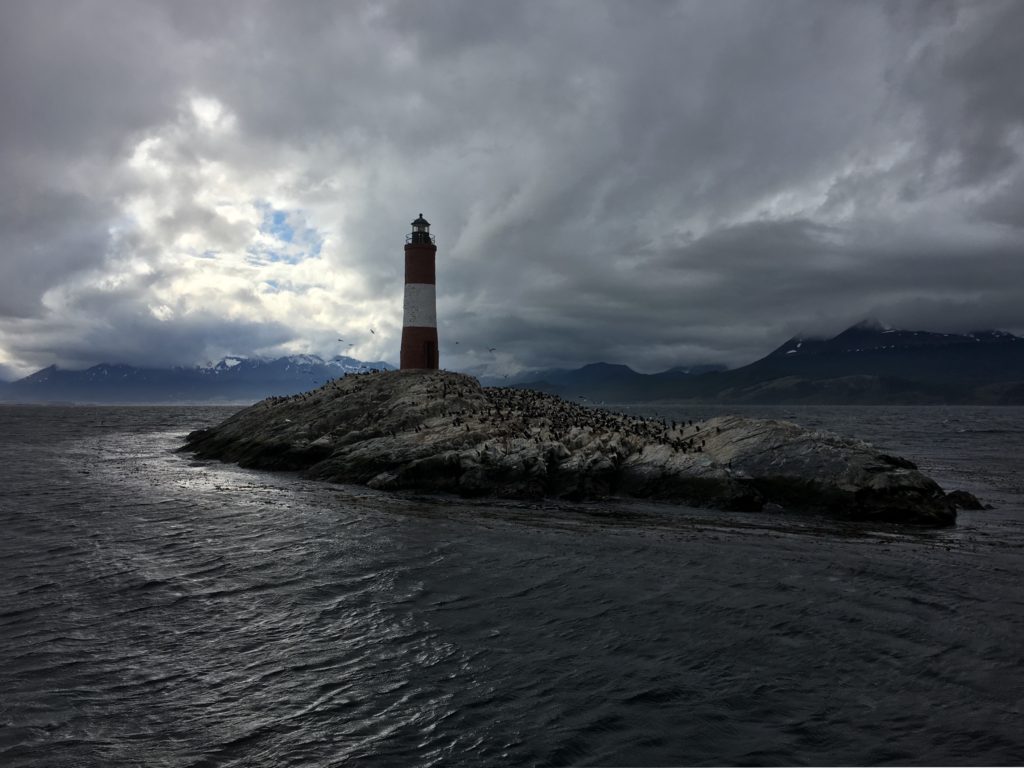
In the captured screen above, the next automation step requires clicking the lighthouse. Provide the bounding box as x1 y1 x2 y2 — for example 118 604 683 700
400 214 439 370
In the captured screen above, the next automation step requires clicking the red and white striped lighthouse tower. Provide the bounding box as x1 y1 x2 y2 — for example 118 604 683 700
400 214 439 370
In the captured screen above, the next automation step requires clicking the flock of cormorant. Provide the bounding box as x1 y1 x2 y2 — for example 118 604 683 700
261 368 713 455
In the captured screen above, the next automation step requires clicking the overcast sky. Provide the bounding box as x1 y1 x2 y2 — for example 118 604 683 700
1 0 1022 378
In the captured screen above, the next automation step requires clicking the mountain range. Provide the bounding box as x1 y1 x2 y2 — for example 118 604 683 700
0 355 395 404
2 323 1023 404
507 323 1024 404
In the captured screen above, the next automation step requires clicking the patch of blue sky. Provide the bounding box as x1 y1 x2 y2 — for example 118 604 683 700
253 200 325 264
255 278 309 295
268 209 295 242
261 249 295 264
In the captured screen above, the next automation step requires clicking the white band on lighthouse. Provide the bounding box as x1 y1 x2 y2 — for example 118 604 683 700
402 283 436 328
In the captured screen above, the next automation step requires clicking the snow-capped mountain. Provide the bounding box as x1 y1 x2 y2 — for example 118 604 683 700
4 322 1024 405
1 355 395 403
507 322 1024 404
197 354 391 376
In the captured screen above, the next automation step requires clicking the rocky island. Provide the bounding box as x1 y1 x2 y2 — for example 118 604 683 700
182 369 964 527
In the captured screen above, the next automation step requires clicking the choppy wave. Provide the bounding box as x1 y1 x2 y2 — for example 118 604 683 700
1 404 1023 766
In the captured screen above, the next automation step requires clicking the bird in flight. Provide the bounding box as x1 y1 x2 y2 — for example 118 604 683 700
338 338 343 341
370 328 376 334
488 347 496 352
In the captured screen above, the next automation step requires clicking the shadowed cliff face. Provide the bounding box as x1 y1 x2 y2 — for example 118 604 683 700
182 370 957 526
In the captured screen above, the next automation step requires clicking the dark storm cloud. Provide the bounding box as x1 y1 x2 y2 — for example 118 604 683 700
1 0 1022 375
902 1 1024 187
0 0 184 319
0 189 110 317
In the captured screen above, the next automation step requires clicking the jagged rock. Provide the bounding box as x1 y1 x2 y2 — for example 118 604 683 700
181 369 957 527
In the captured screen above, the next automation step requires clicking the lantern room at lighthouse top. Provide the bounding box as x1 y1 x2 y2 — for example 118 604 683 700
407 214 435 245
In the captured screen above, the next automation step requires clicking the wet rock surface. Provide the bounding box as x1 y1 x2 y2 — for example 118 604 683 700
182 370 957 526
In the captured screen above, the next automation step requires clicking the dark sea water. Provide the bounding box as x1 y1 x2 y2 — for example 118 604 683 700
1 404 1022 767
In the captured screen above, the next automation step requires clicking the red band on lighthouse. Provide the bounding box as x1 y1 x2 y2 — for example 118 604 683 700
400 214 439 370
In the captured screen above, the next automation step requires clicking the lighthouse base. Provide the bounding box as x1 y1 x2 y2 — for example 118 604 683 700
400 326 439 370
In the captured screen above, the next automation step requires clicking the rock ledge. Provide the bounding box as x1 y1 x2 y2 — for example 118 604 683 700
182 370 957 526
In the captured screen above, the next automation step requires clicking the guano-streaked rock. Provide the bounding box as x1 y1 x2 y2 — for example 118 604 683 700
181 369 958 526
